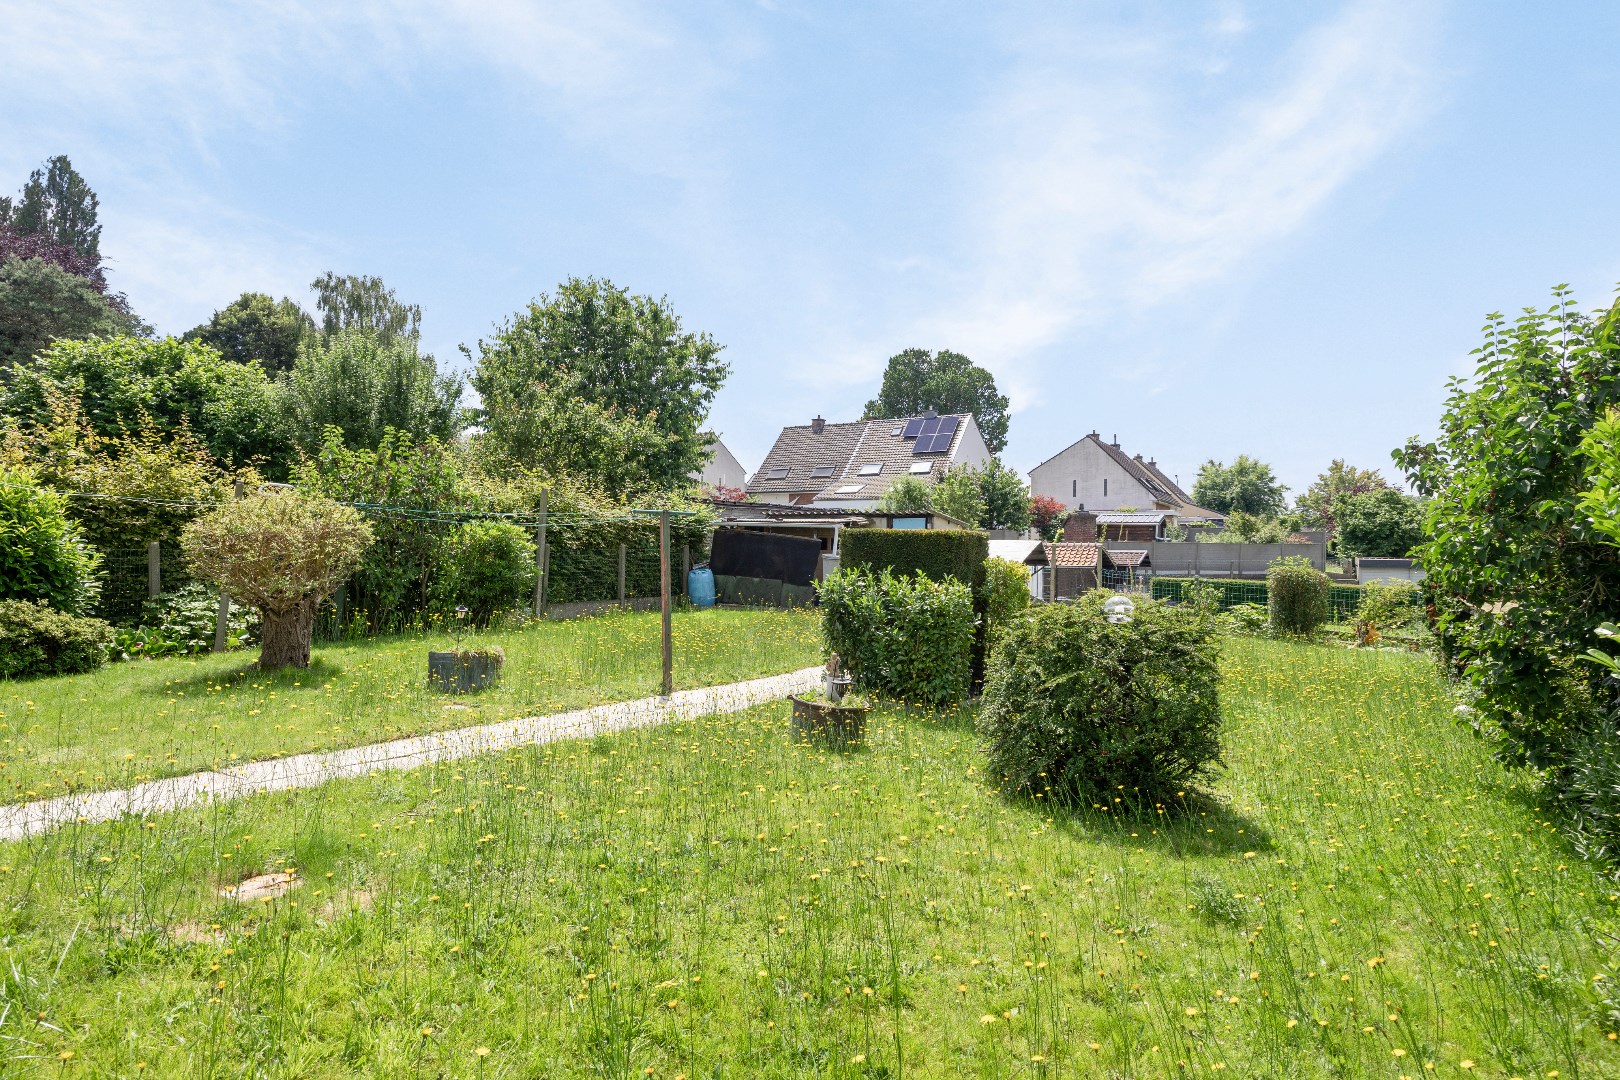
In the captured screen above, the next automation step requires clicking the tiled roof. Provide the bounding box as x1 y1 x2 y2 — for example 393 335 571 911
1042 542 1101 568
1032 432 1223 519
746 414 973 502
1108 548 1149 567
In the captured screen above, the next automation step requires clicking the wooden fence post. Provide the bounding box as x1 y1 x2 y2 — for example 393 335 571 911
147 541 161 600
618 544 627 607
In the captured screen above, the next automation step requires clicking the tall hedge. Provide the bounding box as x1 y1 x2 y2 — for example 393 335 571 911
840 528 988 587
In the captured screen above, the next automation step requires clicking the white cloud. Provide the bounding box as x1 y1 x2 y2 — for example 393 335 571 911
799 0 1442 413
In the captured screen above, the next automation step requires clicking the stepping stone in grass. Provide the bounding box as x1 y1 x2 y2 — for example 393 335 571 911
220 872 301 902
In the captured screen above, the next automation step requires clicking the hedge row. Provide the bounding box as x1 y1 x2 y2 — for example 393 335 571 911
1149 576 1363 620
841 528 988 588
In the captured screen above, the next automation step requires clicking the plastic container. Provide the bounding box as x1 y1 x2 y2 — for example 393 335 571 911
687 566 716 608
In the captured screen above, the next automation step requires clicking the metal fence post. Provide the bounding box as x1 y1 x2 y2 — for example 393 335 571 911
147 541 161 600
533 488 548 616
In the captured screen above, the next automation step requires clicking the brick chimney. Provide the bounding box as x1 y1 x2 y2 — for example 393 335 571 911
811 415 825 434
1063 510 1098 542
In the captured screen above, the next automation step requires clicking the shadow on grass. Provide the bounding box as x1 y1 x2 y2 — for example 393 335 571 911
1006 786 1276 859
154 657 347 695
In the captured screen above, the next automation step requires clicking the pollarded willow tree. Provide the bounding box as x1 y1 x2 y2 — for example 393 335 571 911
182 491 373 669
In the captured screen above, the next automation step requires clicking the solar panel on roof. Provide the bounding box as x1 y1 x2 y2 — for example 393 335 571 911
914 433 949 454
936 415 959 438
918 416 941 438
901 417 926 438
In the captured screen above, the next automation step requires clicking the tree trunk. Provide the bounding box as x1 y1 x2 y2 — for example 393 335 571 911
258 596 319 669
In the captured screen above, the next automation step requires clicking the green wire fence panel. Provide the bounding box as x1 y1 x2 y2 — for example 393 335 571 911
1149 577 1363 620
92 547 193 628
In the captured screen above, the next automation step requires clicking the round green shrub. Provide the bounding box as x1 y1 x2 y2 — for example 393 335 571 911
434 521 538 626
1266 555 1330 637
978 592 1222 805
0 467 102 614
0 598 114 678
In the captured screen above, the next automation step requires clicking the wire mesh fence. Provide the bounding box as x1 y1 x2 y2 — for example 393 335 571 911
93 545 194 627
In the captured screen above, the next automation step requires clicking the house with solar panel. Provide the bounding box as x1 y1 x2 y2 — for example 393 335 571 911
1028 431 1224 534
745 411 994 513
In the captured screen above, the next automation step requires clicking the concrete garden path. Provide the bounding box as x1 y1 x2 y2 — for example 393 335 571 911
0 666 821 842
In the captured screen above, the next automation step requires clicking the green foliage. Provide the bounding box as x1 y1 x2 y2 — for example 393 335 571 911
1395 287 1620 769
862 348 1010 454
1219 602 1271 636
1179 580 1223 618
0 467 102 614
1577 407 1620 544
311 272 422 344
1354 579 1424 636
1205 509 1291 544
1267 555 1330 637
874 475 935 515
0 598 113 678
1191 455 1289 517
1 335 292 473
816 568 975 705
1334 488 1424 558
470 376 671 499
1296 459 1389 535
3 393 239 549
294 428 466 629
0 257 139 370
116 583 255 659
287 328 464 453
1150 577 1363 620
433 521 538 626
976 460 1032 531
981 557 1030 636
930 466 987 527
471 276 729 492
840 527 988 589
184 291 314 376
2 155 101 260
978 593 1221 804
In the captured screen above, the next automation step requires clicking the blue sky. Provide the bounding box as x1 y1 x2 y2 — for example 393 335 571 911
3 1 1617 498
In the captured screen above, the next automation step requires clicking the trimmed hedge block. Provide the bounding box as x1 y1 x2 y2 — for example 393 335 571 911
840 528 988 587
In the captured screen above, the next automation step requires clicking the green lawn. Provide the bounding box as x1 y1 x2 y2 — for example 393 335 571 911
0 607 821 805
1 636 1616 1077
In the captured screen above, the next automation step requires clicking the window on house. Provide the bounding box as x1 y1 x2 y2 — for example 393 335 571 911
766 467 789 480
890 516 927 530
858 463 882 476
909 462 932 475
811 465 835 479
834 484 863 494
1072 479 1076 497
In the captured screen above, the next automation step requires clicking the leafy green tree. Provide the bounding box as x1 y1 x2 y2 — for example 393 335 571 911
1395 286 1620 770
1296 459 1389 535
0 258 139 369
471 377 670 499
2 156 101 260
1191 455 1288 517
0 466 102 614
874 475 934 515
471 276 728 491
863 348 1010 454
185 292 314 376
931 467 987 528
286 328 464 453
1 336 293 474
310 273 421 343
974 460 1032 531
1203 509 1289 544
1333 488 1424 558
1029 494 1068 540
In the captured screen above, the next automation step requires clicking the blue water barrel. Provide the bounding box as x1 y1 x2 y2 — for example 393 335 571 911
687 566 716 608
